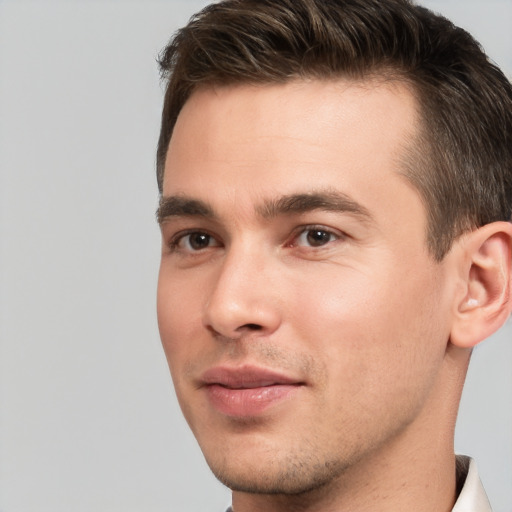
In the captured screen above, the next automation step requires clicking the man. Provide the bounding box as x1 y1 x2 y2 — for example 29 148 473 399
155 0 512 510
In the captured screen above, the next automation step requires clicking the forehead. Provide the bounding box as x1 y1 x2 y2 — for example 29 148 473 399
163 79 423 228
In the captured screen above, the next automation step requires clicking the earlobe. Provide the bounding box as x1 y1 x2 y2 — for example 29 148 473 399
450 222 512 348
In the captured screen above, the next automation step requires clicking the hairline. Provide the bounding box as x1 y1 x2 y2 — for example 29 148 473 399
157 68 412 189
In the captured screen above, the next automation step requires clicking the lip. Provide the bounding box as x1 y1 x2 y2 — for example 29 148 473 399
200 365 304 417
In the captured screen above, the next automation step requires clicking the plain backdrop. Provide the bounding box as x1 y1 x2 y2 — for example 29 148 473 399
0 1 511 511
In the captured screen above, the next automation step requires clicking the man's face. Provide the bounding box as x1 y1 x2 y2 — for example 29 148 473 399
157 80 456 494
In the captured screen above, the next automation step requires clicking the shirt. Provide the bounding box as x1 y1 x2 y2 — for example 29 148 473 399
453 455 492 512
225 455 492 512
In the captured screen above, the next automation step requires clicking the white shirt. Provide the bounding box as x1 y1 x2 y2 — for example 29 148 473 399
453 455 492 512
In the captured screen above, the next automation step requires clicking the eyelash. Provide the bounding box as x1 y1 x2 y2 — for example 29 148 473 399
167 225 344 254
289 225 343 248
168 229 220 252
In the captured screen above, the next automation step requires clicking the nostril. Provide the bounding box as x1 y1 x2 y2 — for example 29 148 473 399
241 323 263 331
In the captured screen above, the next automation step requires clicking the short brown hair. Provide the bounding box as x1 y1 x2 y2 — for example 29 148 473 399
157 0 512 260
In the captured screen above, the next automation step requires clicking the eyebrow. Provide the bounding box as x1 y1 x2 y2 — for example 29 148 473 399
157 196 214 224
257 190 373 221
157 190 373 224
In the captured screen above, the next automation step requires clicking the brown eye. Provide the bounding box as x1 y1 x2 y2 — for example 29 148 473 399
187 233 212 250
172 231 220 252
296 228 338 247
306 229 332 246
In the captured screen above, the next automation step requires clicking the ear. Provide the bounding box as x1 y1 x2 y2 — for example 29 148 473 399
450 221 512 348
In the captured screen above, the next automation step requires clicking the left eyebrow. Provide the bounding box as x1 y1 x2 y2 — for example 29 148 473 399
156 196 214 224
257 190 373 222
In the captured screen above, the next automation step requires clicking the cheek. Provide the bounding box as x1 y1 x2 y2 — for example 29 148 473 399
156 272 207 426
156 267 204 364
289 258 449 393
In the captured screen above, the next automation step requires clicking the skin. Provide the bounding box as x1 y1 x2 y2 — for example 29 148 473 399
157 80 474 512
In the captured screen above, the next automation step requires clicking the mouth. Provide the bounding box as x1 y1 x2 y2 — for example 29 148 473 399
199 365 304 417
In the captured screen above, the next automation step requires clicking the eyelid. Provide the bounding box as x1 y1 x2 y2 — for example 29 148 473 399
288 224 346 248
164 223 347 254
167 228 222 252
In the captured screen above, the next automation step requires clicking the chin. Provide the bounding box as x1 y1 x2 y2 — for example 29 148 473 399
204 448 349 496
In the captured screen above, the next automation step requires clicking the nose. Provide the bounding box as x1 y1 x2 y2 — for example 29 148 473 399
203 246 282 340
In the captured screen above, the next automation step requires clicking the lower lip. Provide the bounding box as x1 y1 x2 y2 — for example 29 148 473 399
205 384 300 417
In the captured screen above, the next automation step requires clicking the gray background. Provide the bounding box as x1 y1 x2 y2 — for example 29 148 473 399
0 1 510 511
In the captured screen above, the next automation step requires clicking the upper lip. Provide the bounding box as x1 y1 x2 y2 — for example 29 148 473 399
199 365 303 389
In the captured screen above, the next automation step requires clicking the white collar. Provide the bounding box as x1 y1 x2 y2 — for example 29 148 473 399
452 455 492 512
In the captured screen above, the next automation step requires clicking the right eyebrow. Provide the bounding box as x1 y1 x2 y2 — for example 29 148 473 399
257 190 373 223
156 196 215 224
